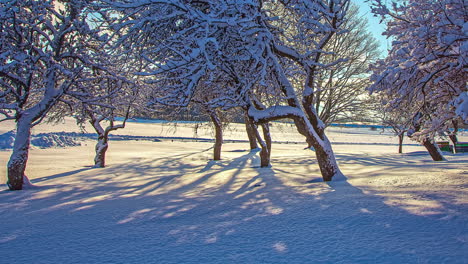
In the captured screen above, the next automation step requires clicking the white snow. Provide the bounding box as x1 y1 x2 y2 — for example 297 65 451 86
0 118 467 263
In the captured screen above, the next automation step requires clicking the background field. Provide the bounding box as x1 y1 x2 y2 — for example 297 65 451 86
0 118 467 263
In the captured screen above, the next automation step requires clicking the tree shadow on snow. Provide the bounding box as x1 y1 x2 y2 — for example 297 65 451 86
0 145 466 263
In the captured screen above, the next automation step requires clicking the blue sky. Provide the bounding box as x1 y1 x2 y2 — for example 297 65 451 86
353 1 390 56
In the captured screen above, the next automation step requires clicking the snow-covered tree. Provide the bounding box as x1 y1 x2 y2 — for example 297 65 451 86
76 75 138 168
259 0 350 179
100 0 350 181
368 0 467 160
0 1 116 190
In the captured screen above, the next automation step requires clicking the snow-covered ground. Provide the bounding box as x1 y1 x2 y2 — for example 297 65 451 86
0 118 467 263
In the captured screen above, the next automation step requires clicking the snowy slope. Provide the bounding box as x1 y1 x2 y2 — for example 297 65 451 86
0 119 467 263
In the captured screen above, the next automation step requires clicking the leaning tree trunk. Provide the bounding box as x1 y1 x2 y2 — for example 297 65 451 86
422 137 445 161
209 110 223 161
7 117 33 190
263 57 343 181
311 135 343 181
398 133 404 154
294 96 344 181
293 115 343 181
244 111 258 150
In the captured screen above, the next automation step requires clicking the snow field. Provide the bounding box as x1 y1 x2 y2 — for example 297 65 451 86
0 119 467 263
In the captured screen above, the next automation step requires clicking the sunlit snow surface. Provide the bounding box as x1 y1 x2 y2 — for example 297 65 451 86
0 118 467 264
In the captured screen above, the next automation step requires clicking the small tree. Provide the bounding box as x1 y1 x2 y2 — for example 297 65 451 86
312 4 381 126
76 77 137 168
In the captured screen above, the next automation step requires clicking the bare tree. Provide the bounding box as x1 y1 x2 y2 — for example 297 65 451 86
313 4 381 125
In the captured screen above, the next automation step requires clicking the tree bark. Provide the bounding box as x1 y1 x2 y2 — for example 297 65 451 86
209 110 223 161
398 133 404 154
294 116 343 181
449 134 458 146
260 123 272 167
7 117 33 190
249 118 270 167
87 107 129 168
94 134 109 167
244 111 258 150
261 123 272 155
422 137 446 161
312 135 343 181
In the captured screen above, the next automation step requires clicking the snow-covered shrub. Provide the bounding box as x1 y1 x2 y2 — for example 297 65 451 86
0 131 81 149
31 134 81 148
0 131 15 149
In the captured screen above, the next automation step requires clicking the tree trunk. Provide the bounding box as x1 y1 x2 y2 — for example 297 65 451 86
398 133 404 154
244 111 258 150
94 134 109 167
260 123 272 167
449 134 458 154
269 55 343 181
422 137 446 161
257 138 270 168
450 120 459 146
209 111 223 161
249 119 270 167
261 123 272 155
449 134 458 145
294 116 343 181
7 117 33 190
312 136 343 181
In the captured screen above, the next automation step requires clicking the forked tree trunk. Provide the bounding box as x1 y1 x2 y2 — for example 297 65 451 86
87 104 130 168
244 111 258 150
7 117 33 190
260 57 343 181
422 137 446 161
209 111 223 161
89 114 127 168
398 133 404 154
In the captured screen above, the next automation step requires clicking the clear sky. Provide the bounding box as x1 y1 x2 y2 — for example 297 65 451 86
353 0 390 56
